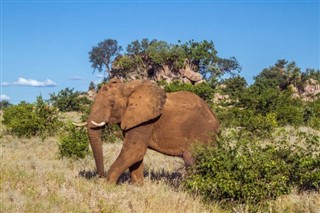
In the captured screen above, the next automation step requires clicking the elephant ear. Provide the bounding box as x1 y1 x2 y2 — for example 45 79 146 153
121 80 167 130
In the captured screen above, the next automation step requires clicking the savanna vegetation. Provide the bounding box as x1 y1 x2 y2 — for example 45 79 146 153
1 38 319 212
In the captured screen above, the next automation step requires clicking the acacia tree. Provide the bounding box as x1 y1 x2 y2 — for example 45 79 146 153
89 39 122 77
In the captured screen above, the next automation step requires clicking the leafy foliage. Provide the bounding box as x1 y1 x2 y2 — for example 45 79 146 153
160 80 215 103
2 96 61 138
105 38 241 81
89 39 123 76
49 88 91 112
301 68 320 83
184 130 320 209
180 40 241 79
303 98 320 129
101 124 123 143
0 100 12 110
159 59 319 135
254 59 302 91
58 123 90 159
220 75 247 102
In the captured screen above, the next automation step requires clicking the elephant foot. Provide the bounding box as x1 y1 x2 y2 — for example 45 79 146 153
129 160 144 185
130 175 144 185
106 172 120 185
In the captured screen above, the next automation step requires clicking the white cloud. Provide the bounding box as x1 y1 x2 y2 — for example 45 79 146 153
16 77 57 87
1 77 57 87
0 94 11 101
1 82 11 87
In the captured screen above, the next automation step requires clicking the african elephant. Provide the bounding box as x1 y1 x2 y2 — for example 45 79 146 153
76 78 219 184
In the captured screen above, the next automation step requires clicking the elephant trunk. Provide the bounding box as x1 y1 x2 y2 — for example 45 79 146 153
87 126 105 177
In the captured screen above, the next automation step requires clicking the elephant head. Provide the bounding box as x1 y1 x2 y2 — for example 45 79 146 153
86 78 167 177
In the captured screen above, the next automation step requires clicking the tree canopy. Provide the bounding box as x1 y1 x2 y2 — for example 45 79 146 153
89 39 123 77
89 38 241 83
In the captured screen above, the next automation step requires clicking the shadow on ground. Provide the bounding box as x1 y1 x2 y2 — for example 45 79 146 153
78 169 184 188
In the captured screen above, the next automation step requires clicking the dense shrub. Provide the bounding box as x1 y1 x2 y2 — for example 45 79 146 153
217 107 278 138
50 87 91 112
101 124 123 143
218 85 308 130
285 131 320 190
57 123 122 159
303 99 320 130
160 80 215 103
58 123 90 159
184 130 320 209
220 76 247 102
2 96 61 138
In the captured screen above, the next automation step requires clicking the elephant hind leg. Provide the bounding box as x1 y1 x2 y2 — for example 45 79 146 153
129 159 144 185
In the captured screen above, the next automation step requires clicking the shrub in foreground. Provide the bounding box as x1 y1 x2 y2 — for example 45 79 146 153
184 130 320 209
2 96 61 138
58 123 90 159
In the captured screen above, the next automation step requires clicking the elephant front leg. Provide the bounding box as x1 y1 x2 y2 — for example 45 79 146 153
106 147 146 184
129 159 144 185
106 125 151 184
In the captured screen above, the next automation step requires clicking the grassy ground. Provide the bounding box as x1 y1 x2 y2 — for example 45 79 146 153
0 114 319 212
1 135 319 213
0 135 221 213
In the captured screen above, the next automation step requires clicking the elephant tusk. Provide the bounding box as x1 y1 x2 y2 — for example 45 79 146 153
72 122 87 127
91 121 106 127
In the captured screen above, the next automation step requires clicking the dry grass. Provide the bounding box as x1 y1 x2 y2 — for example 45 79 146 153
0 135 222 213
269 190 320 213
0 114 319 213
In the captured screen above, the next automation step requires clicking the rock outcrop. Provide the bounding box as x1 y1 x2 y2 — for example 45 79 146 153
113 58 205 85
300 79 320 101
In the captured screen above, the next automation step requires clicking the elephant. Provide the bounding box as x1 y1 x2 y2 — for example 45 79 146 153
75 78 219 184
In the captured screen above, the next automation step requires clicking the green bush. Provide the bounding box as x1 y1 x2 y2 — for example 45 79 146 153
160 80 215 103
2 96 61 138
49 87 91 112
101 124 123 143
217 107 277 138
184 130 320 209
286 132 320 190
304 99 320 130
57 123 122 159
58 123 90 159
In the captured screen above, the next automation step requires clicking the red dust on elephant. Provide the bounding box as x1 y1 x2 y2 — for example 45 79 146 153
74 78 219 184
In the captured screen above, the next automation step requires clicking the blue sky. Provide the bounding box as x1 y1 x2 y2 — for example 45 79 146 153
1 0 319 104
